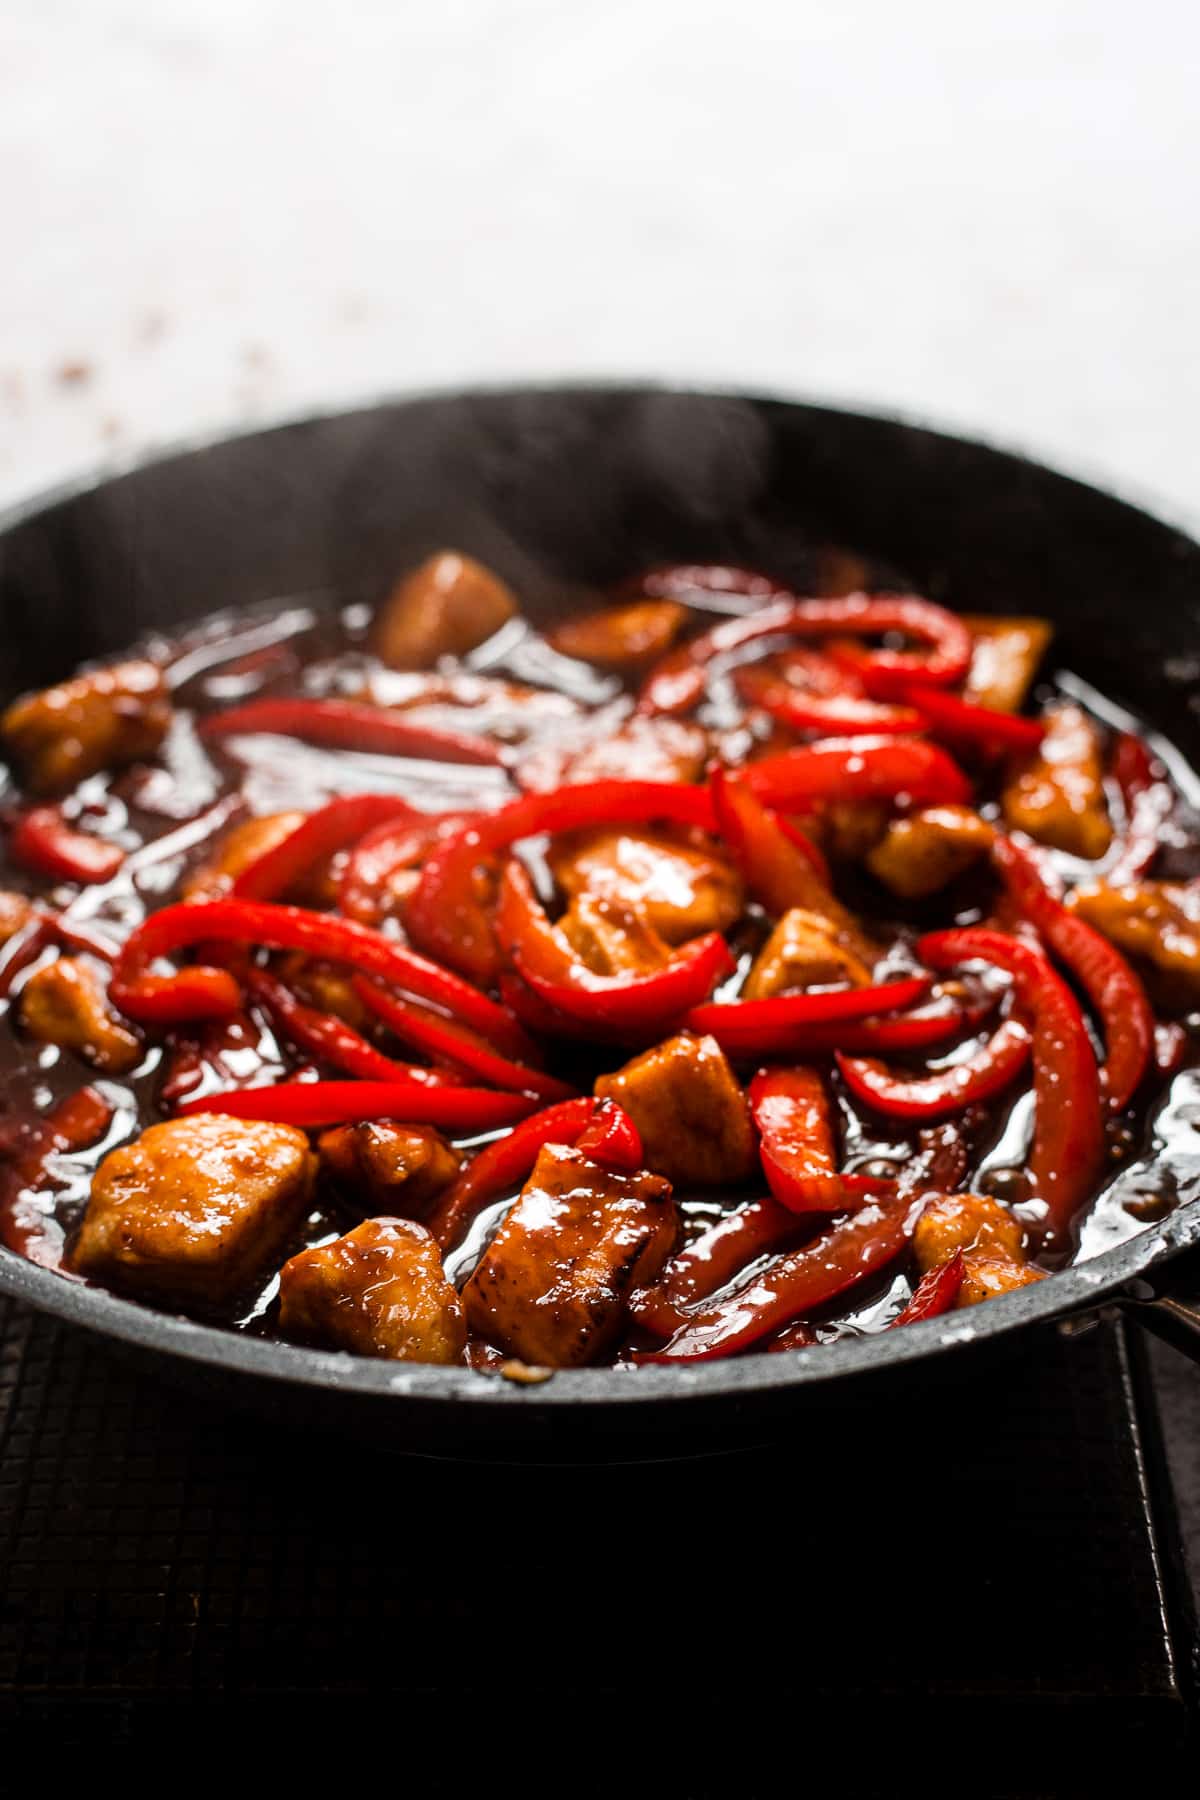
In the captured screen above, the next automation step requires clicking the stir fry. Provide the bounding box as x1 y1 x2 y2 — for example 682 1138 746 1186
1 549 1196 1372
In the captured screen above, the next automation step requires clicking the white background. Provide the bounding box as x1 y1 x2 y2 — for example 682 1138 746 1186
2 0 1198 523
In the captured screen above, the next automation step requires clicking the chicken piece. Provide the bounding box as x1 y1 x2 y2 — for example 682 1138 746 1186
318 1122 462 1218
183 810 307 901
72 1114 315 1302
867 806 994 901
817 803 890 863
372 551 519 669
743 907 874 999
1002 702 1111 859
548 599 689 672
558 893 671 976
279 1217 466 1363
912 1191 1028 1272
463 1143 675 1366
3 659 171 796
0 890 35 947
595 1032 756 1187
549 827 742 946
518 715 709 793
272 955 373 1029
19 956 141 1073
962 615 1052 714
1067 879 1200 1007
957 1252 1045 1308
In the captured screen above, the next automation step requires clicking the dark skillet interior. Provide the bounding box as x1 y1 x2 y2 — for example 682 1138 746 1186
2 384 1200 1454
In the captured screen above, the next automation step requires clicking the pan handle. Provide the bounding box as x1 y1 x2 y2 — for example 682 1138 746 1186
1122 1244 1200 1362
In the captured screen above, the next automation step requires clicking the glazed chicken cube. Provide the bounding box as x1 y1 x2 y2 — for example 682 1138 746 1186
20 955 142 1073
548 599 689 672
912 1191 1042 1311
962 615 1052 714
279 1216 466 1363
956 1252 1045 1307
318 1122 463 1218
866 806 994 901
558 893 671 976
1067 878 1200 1007
183 810 306 902
0 890 35 947
3 659 172 796
743 907 874 999
372 551 519 669
463 1143 675 1366
71 1114 316 1302
595 1031 756 1187
1002 703 1111 859
549 828 742 945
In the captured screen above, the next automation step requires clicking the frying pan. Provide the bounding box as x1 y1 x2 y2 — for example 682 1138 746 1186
1 384 1199 1459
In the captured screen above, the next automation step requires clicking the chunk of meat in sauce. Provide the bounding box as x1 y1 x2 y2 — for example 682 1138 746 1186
20 955 142 1073
3 660 172 796
595 1031 756 1187
962 615 1052 713
813 802 890 863
71 1114 315 1302
548 599 688 672
912 1191 1042 1311
279 1216 466 1363
0 890 35 947
372 551 518 669
1002 702 1112 859
462 1142 675 1366
743 907 874 999
184 810 319 902
558 893 671 976
549 828 742 945
1067 878 1200 1007
518 715 709 793
318 1121 462 1218
867 806 994 901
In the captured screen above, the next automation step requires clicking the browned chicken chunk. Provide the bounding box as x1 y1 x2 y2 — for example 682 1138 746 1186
548 599 688 671
0 890 35 947
3 660 172 795
558 893 671 976
912 1191 1042 1310
463 1143 675 1366
372 551 519 668
279 1216 466 1362
318 1122 463 1218
20 956 141 1073
956 1252 1045 1307
866 806 994 901
1067 878 1200 1007
743 907 874 999
549 828 742 945
184 810 306 901
962 615 1052 713
595 1031 756 1187
1002 702 1111 859
72 1114 316 1302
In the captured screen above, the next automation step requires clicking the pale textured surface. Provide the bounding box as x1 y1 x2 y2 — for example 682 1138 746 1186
1 0 1198 525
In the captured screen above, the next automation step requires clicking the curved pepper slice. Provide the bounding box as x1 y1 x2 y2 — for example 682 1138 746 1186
836 1017 1032 1122
339 809 475 924
889 1249 965 1327
244 968 447 1085
993 834 1153 1112
426 1095 603 1250
893 685 1045 754
200 696 506 766
10 806 124 886
352 976 577 1103
918 926 1104 1252
1108 731 1174 885
231 793 422 902
178 1079 537 1131
734 665 925 737
405 778 718 984
496 860 734 1032
628 1196 801 1339
749 1065 851 1212
683 975 929 1058
746 739 971 811
709 764 834 913
575 1100 644 1172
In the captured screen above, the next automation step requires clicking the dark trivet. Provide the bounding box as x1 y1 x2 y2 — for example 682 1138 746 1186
0 1293 1196 1788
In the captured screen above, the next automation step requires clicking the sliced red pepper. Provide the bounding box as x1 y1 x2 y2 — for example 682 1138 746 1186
889 1250 964 1327
352 977 577 1103
406 779 717 984
244 968 450 1086
178 1080 537 1131
339 809 475 924
200 696 506 766
734 665 925 736
109 897 534 1057
575 1101 643 1172
1108 731 1174 884
231 794 422 902
897 685 1046 754
683 975 929 1057
709 764 836 914
836 1017 1032 1122
628 1197 801 1339
10 807 124 886
746 739 971 811
426 1095 603 1249
918 926 1104 1252
496 860 733 1033
749 1065 847 1212
993 834 1153 1111
0 1085 114 1266
765 1319 819 1352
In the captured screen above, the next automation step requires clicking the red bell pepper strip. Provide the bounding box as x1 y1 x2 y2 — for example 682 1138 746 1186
231 794 423 902
749 1065 847 1212
709 765 836 914
10 807 124 885
683 975 929 1056
766 1319 819 1352
993 834 1153 1111
895 685 1046 753
746 739 972 811
0 1085 115 1266
339 809 475 924
683 991 976 1060
918 927 1104 1252
629 1196 802 1338
200 696 506 766
178 1080 537 1131
889 1250 965 1328
244 968 450 1085
636 1188 917 1362
496 860 734 1032
352 976 577 1103
108 897 535 1057
734 665 925 736
1108 731 1173 885
406 779 717 984
836 1017 1032 1122
575 1101 644 1172
426 1095 602 1249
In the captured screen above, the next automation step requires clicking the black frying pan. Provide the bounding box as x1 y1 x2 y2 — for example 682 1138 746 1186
1 384 1199 1459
